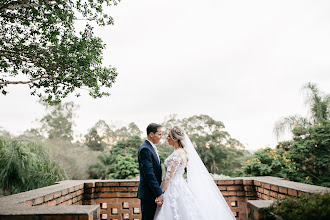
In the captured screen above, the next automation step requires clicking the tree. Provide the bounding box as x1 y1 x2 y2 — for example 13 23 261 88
0 0 119 104
84 127 106 151
39 101 78 141
161 114 247 175
0 137 67 195
88 135 142 179
239 121 330 187
274 82 330 139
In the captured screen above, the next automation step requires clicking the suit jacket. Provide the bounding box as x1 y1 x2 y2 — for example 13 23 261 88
138 140 162 200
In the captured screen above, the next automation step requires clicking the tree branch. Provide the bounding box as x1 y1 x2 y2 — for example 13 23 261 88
0 76 57 85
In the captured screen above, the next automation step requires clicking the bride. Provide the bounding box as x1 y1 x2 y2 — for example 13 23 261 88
153 126 236 220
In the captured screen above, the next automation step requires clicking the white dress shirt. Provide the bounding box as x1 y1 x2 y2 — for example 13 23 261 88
146 139 160 163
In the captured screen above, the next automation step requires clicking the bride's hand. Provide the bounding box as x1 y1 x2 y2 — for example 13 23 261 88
155 194 164 205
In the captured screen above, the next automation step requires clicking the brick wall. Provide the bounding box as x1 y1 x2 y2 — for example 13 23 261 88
0 177 329 220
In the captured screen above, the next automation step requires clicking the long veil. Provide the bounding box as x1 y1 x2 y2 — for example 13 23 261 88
184 134 236 220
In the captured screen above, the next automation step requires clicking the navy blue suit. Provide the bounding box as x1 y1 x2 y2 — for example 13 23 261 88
138 140 162 220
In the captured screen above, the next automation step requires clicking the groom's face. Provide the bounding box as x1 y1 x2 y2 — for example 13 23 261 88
151 128 162 144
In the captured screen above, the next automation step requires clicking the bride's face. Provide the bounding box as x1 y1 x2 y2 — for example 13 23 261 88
167 132 177 147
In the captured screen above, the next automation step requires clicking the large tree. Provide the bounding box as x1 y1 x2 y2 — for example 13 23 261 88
0 0 119 104
274 82 330 139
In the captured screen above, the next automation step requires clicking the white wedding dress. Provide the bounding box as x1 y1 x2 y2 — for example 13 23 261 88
153 150 208 220
154 134 236 220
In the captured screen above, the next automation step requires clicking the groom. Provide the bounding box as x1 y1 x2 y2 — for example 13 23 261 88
138 123 163 220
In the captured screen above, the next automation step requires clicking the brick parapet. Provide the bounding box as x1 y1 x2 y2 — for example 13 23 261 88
0 177 329 220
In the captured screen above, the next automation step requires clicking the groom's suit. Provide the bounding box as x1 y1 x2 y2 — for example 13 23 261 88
138 140 162 220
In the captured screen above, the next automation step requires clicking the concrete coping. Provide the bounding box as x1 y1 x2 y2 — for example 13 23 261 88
0 180 97 216
247 200 275 210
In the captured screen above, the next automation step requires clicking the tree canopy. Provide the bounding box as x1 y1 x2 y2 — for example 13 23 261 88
0 0 119 104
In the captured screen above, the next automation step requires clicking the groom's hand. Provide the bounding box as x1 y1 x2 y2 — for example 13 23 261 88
155 194 164 205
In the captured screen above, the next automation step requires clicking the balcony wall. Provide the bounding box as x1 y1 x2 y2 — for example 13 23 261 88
0 177 329 220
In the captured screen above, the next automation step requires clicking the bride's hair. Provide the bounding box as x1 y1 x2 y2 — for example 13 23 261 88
169 126 186 148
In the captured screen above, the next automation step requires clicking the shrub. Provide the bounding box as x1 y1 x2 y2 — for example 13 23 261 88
268 192 330 220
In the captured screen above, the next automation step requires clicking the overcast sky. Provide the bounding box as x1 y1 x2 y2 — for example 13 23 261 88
1 0 330 150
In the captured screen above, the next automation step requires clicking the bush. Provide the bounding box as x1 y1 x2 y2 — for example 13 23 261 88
268 192 330 220
0 137 67 195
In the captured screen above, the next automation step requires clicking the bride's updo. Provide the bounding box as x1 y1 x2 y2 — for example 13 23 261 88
169 126 186 148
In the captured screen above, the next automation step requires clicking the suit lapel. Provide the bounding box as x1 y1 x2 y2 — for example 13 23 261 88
144 140 161 166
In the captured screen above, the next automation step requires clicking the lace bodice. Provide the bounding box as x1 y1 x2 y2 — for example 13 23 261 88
163 150 187 183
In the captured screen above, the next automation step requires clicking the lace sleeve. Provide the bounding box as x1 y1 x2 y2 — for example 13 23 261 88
161 151 185 193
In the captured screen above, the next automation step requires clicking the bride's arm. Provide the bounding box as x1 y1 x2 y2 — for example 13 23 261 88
161 153 183 193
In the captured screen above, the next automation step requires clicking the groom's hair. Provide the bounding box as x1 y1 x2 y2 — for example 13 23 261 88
147 123 161 136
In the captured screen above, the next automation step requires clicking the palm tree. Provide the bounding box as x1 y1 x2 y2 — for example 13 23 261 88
274 82 330 139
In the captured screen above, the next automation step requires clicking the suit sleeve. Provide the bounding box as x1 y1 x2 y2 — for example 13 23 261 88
139 148 163 197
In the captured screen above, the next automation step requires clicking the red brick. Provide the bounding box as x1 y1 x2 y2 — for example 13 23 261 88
73 197 78 203
84 182 95 188
53 191 61 198
96 187 111 192
234 179 243 184
237 191 245 196
96 182 103 187
227 186 243 191
112 187 128 192
44 194 54 202
120 182 136 187
61 189 69 195
264 183 270 189
47 200 57 206
279 186 287 194
243 180 254 185
245 192 256 197
221 191 236 196
262 194 269 200
264 189 270 195
116 192 137 198
57 197 64 204
288 189 298 197
83 194 94 199
244 186 254 191
24 200 33 206
218 186 227 191
270 191 278 198
64 194 72 201
98 193 118 198
129 187 139 192
218 180 234 185
33 197 44 206
84 188 94 194
78 215 89 220
103 182 120 187
74 185 80 191
68 187 75 193
254 181 261 186
278 194 286 199
271 185 279 191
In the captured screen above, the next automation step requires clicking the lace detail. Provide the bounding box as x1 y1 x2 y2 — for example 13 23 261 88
163 150 187 181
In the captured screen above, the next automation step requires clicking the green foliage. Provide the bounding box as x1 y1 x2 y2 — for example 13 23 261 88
88 135 142 179
239 121 330 186
39 101 78 141
85 127 106 151
161 114 247 175
109 155 139 179
239 148 298 179
43 139 100 180
274 82 330 139
268 192 330 220
284 121 330 186
0 137 67 195
0 0 119 104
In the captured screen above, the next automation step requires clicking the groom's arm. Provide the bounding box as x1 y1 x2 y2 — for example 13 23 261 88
139 148 163 197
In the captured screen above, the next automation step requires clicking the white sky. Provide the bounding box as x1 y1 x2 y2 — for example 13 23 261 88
1 0 330 150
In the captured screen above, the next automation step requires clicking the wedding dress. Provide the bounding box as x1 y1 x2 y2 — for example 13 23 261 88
154 134 236 220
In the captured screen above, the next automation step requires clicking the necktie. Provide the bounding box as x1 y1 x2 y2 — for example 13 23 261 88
153 146 160 163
